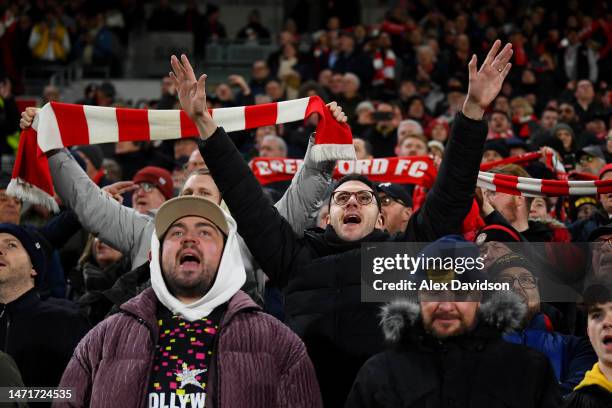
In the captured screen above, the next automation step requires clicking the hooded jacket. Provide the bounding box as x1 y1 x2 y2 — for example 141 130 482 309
200 112 488 406
56 209 322 407
344 293 563 408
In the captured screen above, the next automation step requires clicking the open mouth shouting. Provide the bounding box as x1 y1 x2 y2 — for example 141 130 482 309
178 249 202 270
602 334 612 352
343 213 362 225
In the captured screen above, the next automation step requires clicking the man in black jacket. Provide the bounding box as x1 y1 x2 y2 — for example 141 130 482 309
169 40 514 406
0 224 90 387
345 276 562 407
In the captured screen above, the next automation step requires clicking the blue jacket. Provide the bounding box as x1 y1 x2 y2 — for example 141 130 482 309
503 313 597 395
567 211 609 242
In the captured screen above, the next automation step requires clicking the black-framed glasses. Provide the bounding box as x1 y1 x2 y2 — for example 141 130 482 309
331 190 375 206
137 182 156 193
498 275 538 289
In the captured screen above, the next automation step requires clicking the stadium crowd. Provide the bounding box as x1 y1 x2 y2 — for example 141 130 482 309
0 0 612 407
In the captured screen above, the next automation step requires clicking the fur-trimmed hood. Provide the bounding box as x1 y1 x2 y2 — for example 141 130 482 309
379 291 526 344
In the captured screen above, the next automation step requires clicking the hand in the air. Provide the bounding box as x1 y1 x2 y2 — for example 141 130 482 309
169 54 217 138
20 107 39 129
463 40 513 120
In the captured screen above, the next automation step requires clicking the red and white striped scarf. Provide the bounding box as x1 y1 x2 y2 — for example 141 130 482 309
480 151 566 178
9 96 354 211
372 49 396 86
9 96 612 212
252 154 612 197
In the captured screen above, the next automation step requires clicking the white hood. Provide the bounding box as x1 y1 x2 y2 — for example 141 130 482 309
150 208 246 321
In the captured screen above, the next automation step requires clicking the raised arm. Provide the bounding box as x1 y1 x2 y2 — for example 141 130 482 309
37 209 82 250
170 55 303 286
19 108 152 265
274 104 344 235
47 150 150 265
405 40 513 241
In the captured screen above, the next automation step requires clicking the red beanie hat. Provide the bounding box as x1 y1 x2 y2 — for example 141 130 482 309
133 166 174 200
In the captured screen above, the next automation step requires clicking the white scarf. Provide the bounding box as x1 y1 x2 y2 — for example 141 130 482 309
150 209 247 321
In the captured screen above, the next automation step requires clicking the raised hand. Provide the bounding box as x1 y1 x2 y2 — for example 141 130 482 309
327 101 347 123
169 54 217 138
463 40 513 120
20 107 39 129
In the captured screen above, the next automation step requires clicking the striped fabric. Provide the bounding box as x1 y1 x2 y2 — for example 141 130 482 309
34 98 313 151
9 94 612 213
9 95 354 212
477 172 612 197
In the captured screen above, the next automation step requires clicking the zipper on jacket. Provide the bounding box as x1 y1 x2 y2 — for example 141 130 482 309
210 310 230 408
0 305 9 352
210 306 258 407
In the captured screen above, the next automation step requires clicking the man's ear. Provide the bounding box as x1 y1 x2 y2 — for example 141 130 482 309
30 268 37 280
325 213 330 225
403 207 413 221
377 212 385 228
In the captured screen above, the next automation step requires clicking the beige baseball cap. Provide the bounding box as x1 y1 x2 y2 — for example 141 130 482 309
155 196 229 239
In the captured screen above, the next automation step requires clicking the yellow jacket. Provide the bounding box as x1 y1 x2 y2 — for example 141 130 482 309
31 23 68 61
574 363 612 393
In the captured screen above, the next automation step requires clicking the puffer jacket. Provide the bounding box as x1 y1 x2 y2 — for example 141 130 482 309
345 294 563 408
55 286 322 408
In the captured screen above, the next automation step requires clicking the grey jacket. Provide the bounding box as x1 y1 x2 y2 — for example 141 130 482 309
48 136 332 278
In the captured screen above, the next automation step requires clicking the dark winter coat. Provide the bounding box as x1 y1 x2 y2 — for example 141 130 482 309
200 112 488 406
345 295 563 408
71 256 133 324
0 351 27 407
56 285 322 408
564 385 612 407
0 289 91 387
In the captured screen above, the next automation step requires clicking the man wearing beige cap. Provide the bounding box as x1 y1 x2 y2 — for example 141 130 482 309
57 195 322 407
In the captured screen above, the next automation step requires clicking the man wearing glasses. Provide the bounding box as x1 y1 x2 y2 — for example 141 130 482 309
589 225 612 281
171 40 515 405
489 253 596 395
131 166 175 214
376 182 413 235
577 145 606 177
